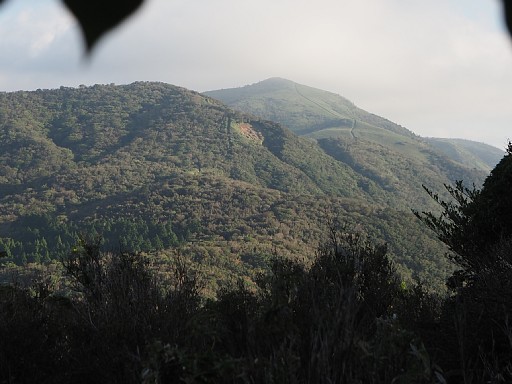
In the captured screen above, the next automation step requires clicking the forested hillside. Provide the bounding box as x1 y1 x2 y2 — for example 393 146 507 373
2 145 512 383
0 81 488 288
1 81 512 383
204 79 506 229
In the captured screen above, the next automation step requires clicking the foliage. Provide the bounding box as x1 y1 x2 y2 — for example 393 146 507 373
1 236 202 383
205 78 418 138
205 78 491 216
414 142 512 382
0 82 456 287
426 138 504 172
414 181 481 278
415 143 512 282
1 229 445 384
6 162 512 384
1 82 509 382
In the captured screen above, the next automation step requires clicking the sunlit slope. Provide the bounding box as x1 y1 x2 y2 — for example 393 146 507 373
205 78 502 172
426 138 504 172
205 78 489 206
205 77 414 138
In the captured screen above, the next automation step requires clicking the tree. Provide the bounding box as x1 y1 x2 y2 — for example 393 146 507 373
415 143 512 381
415 142 512 284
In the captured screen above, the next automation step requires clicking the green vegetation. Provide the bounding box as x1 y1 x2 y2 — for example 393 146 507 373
0 80 510 382
0 81 463 287
426 137 505 172
204 78 500 207
0 228 443 384
1 166 510 383
414 143 512 382
205 78 417 138
2 144 511 383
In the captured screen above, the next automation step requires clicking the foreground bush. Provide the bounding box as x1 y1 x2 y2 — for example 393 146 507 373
1 231 446 383
416 143 512 383
144 231 443 383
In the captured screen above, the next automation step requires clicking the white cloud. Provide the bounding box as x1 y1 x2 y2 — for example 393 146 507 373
0 1 74 57
0 0 511 147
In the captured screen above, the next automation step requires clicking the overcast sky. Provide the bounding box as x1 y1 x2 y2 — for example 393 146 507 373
0 0 511 148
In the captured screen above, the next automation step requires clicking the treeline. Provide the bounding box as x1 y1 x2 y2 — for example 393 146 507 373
0 220 508 383
0 214 184 265
1 169 454 288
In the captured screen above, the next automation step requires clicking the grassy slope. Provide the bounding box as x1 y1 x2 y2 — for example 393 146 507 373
426 137 504 172
205 77 414 137
205 79 500 171
205 78 489 208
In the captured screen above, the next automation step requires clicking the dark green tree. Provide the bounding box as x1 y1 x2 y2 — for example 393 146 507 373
415 142 512 382
415 142 512 284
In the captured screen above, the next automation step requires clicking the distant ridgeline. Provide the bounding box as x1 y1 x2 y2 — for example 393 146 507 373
0 81 503 288
204 77 503 173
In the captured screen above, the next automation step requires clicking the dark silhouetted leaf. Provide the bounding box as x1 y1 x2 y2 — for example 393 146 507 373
504 0 512 38
63 0 145 53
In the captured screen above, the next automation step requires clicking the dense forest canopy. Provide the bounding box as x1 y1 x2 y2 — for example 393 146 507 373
2 146 512 382
0 81 495 288
0 0 511 380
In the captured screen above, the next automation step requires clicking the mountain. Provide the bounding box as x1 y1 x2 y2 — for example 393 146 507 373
425 137 505 172
205 78 494 205
0 81 486 289
205 79 502 172
204 78 503 166
204 77 415 138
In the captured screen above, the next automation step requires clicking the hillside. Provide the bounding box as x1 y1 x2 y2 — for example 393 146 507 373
0 81 478 288
205 79 503 170
426 137 505 171
205 79 502 170
205 78 491 207
204 77 415 138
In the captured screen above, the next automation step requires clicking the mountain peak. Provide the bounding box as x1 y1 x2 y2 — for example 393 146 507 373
257 77 297 87
204 78 414 138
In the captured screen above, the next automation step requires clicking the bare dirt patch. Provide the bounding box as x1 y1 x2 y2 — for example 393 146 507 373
237 123 263 143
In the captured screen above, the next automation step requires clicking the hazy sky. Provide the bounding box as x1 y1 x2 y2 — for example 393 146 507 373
0 0 511 148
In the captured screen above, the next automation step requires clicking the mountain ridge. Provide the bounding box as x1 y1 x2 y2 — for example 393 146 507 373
204 78 494 214
204 78 503 172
